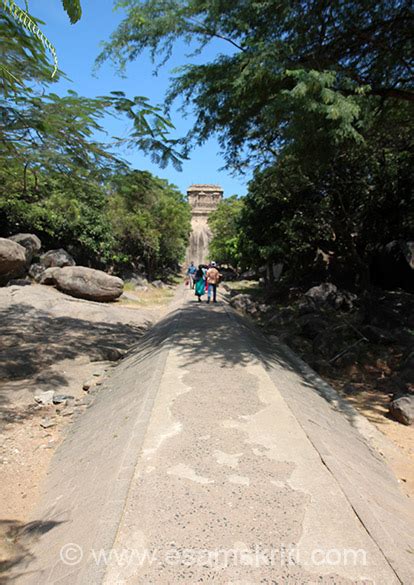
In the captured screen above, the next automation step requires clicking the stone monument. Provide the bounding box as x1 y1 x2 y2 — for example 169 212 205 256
186 184 223 266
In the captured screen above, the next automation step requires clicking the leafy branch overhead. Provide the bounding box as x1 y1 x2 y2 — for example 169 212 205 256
100 0 412 290
0 0 82 92
100 0 414 168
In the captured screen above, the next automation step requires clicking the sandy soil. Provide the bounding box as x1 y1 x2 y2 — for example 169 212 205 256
0 283 173 574
336 385 414 498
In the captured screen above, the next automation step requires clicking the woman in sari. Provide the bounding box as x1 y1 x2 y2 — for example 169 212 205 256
194 264 207 302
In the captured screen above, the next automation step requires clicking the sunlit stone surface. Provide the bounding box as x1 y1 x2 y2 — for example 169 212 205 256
186 184 223 266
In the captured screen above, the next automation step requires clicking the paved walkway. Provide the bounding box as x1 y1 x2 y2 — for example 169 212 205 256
19 287 414 584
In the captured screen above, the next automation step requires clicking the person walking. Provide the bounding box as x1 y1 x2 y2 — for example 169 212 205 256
206 261 221 304
186 261 197 289
194 264 207 302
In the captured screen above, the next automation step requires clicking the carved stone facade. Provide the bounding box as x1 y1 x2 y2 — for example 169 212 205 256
186 184 223 266
187 184 223 214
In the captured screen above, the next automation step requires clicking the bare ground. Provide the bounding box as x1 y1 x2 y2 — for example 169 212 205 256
0 283 173 576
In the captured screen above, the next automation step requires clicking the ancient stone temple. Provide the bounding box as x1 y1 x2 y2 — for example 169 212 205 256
186 184 223 266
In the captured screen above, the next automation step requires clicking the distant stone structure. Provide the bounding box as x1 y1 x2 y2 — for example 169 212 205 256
186 184 223 266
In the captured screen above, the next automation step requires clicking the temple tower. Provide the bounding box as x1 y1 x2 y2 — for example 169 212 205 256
186 184 223 266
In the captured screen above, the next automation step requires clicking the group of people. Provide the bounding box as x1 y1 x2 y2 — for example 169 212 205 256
187 261 221 303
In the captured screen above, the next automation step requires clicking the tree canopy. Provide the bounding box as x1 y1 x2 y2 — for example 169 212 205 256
101 0 411 288
208 196 245 269
2 1 413 287
100 0 413 170
0 1 191 277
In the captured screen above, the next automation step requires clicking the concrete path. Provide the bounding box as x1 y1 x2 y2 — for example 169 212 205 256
18 287 414 584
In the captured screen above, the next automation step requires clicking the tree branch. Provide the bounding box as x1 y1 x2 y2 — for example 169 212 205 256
370 87 414 102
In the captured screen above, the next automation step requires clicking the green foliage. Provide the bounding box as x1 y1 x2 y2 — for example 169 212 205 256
240 100 414 286
0 0 191 280
0 160 191 274
107 170 191 275
0 11 56 95
61 0 82 24
0 6 190 276
101 0 414 289
208 196 245 269
100 0 413 169
0 0 83 92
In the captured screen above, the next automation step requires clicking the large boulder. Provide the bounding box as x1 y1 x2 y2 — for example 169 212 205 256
9 233 41 263
305 282 338 306
53 266 124 302
389 395 414 426
0 238 27 284
40 248 75 268
230 293 257 314
304 283 356 310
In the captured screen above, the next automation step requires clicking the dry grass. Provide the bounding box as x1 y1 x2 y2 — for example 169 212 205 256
224 280 262 295
119 286 175 308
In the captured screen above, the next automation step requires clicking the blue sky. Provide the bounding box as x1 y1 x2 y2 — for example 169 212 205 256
29 0 250 197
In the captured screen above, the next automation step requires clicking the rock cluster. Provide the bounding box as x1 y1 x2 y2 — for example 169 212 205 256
229 293 270 317
0 233 124 302
304 282 357 310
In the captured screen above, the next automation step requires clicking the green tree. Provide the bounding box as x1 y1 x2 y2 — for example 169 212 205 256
100 0 413 289
0 90 189 271
240 99 414 288
208 196 244 269
107 170 191 276
0 0 190 277
100 0 413 169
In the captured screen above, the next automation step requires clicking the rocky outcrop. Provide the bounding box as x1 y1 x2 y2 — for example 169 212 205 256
53 266 124 302
230 293 256 314
40 248 75 268
9 233 41 263
229 293 270 317
0 238 27 284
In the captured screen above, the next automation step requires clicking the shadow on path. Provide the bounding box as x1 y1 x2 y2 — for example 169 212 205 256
0 519 63 584
128 297 362 430
0 304 148 418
